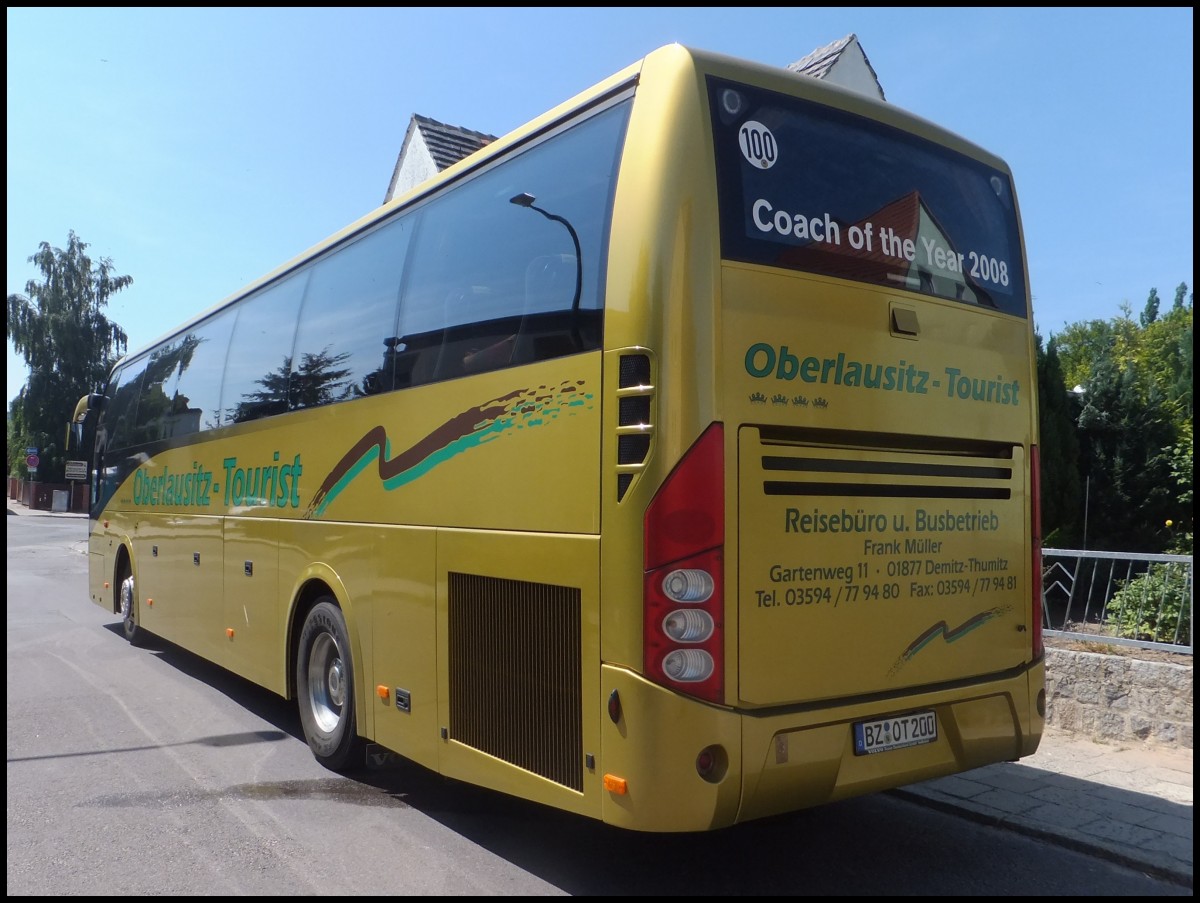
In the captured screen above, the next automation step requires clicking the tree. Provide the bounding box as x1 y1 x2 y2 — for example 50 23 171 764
1035 333 1082 546
1166 420 1193 552
1053 317 1118 392
1075 350 1175 552
1137 284 1193 422
226 348 355 424
1139 287 1160 327
7 231 131 482
1050 285 1192 553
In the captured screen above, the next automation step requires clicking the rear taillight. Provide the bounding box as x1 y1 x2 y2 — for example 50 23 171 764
644 424 724 703
1030 444 1043 660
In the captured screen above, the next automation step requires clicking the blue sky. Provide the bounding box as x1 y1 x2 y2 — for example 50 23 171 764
6 7 1194 404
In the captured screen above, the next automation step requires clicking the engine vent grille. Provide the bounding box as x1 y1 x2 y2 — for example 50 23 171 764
448 573 583 791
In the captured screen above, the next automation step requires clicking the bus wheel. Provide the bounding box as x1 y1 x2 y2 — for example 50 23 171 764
119 571 147 647
296 599 363 772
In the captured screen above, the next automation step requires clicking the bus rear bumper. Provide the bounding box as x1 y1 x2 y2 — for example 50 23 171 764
599 662 1044 831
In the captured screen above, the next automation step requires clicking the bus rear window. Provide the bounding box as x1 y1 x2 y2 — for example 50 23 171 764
708 77 1028 317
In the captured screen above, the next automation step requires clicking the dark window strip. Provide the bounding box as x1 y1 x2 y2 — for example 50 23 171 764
762 455 1011 480
763 482 1010 499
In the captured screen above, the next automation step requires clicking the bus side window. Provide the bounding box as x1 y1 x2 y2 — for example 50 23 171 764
170 314 235 435
512 253 578 365
102 361 148 452
222 276 305 423
290 214 411 408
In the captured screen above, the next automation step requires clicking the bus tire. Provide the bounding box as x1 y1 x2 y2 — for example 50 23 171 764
296 599 363 772
119 570 148 647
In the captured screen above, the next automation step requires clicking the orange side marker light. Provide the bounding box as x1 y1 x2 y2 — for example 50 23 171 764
377 685 390 700
603 774 628 795
226 627 235 638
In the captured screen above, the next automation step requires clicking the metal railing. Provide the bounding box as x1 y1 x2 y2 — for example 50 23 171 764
1041 548 1194 655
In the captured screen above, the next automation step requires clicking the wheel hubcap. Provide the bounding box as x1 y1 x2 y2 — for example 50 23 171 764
120 578 134 621
308 633 345 733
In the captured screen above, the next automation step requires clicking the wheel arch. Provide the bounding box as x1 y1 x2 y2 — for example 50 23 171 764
112 540 135 615
284 564 363 706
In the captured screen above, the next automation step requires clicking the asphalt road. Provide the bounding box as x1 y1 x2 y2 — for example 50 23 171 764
6 513 1188 895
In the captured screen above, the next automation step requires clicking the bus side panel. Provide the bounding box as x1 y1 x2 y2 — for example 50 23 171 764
87 520 118 613
223 518 282 692
298 356 603 535
340 524 439 771
131 513 225 663
434 528 601 821
275 520 439 769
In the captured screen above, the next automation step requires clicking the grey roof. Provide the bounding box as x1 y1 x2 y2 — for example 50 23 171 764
787 33 885 100
413 114 496 171
788 33 855 79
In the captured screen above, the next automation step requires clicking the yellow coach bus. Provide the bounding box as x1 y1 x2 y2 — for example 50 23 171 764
70 43 1044 832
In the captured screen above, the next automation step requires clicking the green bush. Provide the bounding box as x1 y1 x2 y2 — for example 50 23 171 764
1104 561 1193 644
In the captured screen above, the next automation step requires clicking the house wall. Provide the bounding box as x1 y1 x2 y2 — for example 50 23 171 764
826 52 886 99
387 138 438 203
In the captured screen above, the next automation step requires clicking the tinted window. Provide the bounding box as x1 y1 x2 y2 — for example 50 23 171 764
127 340 190 445
291 214 411 405
165 311 236 437
397 100 630 384
221 275 307 424
102 358 149 452
96 98 630 446
708 77 1028 316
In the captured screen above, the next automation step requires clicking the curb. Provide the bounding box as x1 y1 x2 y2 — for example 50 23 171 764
894 785 1192 888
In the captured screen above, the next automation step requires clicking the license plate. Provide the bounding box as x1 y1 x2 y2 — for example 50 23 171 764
853 711 938 755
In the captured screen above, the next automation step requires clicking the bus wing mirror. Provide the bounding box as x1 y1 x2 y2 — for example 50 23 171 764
67 393 107 450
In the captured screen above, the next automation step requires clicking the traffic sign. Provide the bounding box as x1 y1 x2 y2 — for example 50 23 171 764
65 460 88 480
26 454 40 469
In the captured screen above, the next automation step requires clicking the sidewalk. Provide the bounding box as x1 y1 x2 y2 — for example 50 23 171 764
7 497 1193 886
6 498 86 518
898 726 1192 887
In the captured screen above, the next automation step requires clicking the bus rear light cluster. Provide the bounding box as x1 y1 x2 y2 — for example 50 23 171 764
644 425 725 704
645 550 723 693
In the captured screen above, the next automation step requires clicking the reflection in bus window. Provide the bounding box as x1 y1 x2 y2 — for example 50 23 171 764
222 276 306 424
397 102 629 385
292 215 412 404
169 311 236 435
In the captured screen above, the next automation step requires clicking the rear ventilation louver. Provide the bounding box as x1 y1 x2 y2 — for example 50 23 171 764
616 353 653 501
754 427 1014 500
448 573 583 791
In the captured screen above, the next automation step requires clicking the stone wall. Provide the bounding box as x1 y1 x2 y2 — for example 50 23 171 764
1045 646 1193 749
